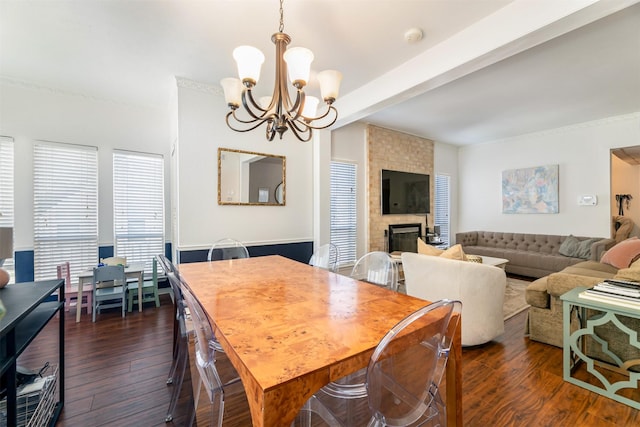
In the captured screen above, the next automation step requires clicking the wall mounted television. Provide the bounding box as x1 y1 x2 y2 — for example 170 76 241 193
381 169 430 215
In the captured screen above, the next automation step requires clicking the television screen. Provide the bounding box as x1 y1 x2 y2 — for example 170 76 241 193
381 169 430 215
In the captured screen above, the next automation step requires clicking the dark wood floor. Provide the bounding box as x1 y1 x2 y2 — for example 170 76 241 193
21 294 640 426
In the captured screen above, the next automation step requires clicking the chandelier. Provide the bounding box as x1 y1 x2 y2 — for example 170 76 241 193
220 0 342 142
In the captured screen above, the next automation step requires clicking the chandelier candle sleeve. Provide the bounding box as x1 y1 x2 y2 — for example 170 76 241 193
301 96 319 119
220 0 342 142
317 70 342 102
233 46 265 85
221 78 243 107
283 47 313 86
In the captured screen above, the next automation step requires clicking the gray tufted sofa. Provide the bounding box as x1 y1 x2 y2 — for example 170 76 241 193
455 231 615 278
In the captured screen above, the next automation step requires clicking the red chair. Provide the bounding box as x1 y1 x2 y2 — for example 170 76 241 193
57 262 92 314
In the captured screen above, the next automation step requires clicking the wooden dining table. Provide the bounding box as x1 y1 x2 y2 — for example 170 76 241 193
178 255 462 426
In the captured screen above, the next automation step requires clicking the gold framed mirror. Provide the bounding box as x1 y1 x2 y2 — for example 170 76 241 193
218 148 286 206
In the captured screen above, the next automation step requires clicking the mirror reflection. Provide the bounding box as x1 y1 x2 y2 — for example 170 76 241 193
218 148 286 205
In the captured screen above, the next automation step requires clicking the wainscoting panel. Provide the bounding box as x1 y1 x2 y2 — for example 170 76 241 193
178 241 313 264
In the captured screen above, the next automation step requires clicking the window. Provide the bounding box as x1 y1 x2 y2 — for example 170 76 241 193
33 142 98 282
330 161 357 267
113 151 164 274
0 137 14 282
434 174 451 246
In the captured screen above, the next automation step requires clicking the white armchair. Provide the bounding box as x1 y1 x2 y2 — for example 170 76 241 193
401 252 507 346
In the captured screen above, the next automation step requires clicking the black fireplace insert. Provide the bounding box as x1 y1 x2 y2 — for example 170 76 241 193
388 223 422 253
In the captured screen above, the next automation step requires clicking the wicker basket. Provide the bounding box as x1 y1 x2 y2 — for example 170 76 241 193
466 255 483 263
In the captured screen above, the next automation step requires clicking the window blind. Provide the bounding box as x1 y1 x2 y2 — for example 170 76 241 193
434 174 451 245
113 150 165 274
330 161 357 267
33 142 98 283
0 137 14 274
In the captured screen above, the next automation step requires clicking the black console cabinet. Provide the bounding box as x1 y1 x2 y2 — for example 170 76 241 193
0 280 64 426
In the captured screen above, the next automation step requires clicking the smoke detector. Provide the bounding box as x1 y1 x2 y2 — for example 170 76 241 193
404 28 423 43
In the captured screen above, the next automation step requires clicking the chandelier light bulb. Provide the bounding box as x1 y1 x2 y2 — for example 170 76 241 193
233 46 265 85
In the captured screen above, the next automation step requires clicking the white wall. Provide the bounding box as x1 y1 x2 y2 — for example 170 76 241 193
0 81 172 251
457 113 640 239
332 122 368 259
175 84 314 251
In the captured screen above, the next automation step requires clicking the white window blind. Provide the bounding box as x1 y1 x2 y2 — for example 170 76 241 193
0 137 14 276
34 142 98 283
330 161 357 267
434 174 451 246
113 150 164 274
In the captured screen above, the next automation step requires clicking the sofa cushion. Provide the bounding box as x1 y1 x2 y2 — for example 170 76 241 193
525 276 550 309
601 237 640 268
560 260 618 276
614 258 640 282
546 273 603 298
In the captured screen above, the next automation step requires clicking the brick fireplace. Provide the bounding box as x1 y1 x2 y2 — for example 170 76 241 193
367 125 433 252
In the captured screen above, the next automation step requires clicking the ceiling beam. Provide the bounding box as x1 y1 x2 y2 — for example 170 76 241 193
334 0 640 129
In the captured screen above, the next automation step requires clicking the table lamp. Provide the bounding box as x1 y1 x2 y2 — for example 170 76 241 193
0 227 13 287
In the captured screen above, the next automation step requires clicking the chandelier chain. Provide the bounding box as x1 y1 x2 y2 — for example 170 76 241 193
279 0 284 33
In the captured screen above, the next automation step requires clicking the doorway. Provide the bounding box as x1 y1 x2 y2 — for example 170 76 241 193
611 146 640 234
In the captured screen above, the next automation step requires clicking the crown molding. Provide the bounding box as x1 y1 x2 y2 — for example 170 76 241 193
475 112 640 148
175 76 223 97
0 75 160 109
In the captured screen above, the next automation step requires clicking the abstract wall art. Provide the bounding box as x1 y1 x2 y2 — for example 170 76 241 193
502 164 559 214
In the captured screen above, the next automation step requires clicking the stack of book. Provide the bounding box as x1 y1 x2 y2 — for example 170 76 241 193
579 279 640 309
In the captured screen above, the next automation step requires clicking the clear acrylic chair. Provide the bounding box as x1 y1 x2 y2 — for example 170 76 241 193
155 255 193 423
350 251 398 291
295 252 398 424
293 299 462 427
92 265 127 322
178 274 244 427
163 269 194 424
207 238 250 261
156 255 179 354
309 243 340 272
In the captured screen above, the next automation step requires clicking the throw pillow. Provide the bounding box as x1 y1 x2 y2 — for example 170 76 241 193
574 238 602 260
417 238 443 256
614 260 640 282
416 239 468 261
613 216 634 243
558 235 580 257
440 244 468 261
601 237 640 269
